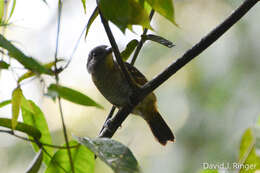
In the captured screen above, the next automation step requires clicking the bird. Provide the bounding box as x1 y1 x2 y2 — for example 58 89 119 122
87 45 174 145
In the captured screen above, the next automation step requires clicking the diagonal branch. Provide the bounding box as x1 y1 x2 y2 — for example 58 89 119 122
99 0 259 138
96 1 137 90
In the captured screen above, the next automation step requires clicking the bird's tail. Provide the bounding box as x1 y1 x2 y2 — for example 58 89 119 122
145 109 175 145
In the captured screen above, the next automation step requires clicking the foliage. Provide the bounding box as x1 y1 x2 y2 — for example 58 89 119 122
0 0 259 173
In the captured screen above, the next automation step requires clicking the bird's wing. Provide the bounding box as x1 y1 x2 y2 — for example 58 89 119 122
124 62 148 86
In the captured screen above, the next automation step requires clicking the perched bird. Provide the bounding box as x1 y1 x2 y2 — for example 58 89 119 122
87 45 174 145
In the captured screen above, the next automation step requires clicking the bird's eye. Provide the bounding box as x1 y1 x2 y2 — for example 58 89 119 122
92 52 96 57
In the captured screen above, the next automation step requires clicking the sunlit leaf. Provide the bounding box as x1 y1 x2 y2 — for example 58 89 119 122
47 84 103 109
18 59 63 83
81 0 86 13
21 98 54 165
26 149 43 173
77 137 140 173
0 117 41 139
0 60 10 69
45 141 95 173
0 99 11 108
239 128 260 173
200 169 218 173
11 87 22 130
98 0 151 32
141 34 175 48
145 0 177 25
121 39 139 61
7 0 16 22
0 0 4 23
0 34 52 75
85 7 98 39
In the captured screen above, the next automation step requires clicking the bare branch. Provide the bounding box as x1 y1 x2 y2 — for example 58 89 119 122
99 0 259 138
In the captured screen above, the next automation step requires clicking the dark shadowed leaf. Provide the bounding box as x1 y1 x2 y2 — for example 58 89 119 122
98 0 151 32
239 128 260 173
0 60 10 69
0 34 52 75
145 0 177 25
26 149 43 173
11 87 22 130
85 7 99 39
45 140 95 173
121 39 139 61
0 100 11 108
0 117 41 139
47 84 103 109
21 98 53 165
81 0 86 13
77 137 140 173
141 34 175 48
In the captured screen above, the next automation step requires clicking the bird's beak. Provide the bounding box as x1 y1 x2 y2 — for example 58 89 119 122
106 47 113 54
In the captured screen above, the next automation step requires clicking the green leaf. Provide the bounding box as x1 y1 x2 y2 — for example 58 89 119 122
11 87 23 130
98 0 151 32
47 84 103 109
0 99 11 108
141 34 175 48
0 60 10 69
7 0 16 22
0 34 52 75
85 7 99 39
0 0 4 23
239 128 260 173
18 59 63 83
200 169 218 173
21 98 54 165
45 140 95 173
145 0 177 25
121 39 139 61
81 0 86 13
77 137 140 173
0 117 41 139
26 149 43 173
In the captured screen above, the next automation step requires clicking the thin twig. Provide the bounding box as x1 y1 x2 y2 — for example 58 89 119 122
0 129 79 149
53 1 75 172
99 0 259 138
131 10 155 65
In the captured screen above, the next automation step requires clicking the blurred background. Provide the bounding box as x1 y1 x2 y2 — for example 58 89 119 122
0 0 260 172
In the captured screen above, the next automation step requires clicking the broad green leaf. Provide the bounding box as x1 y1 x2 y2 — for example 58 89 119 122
0 34 52 75
141 34 175 48
7 0 16 22
81 0 86 13
85 7 98 39
18 59 63 83
99 0 151 32
26 149 43 173
77 137 140 173
145 0 177 25
45 140 95 173
21 98 53 165
0 60 10 69
11 87 22 129
0 117 41 139
0 99 11 108
239 128 260 173
47 84 103 109
121 39 138 61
